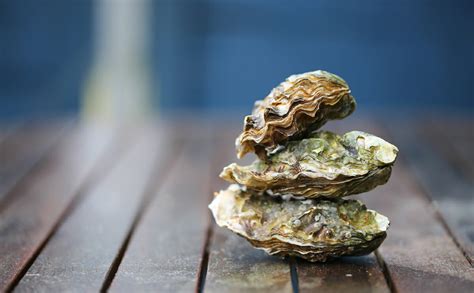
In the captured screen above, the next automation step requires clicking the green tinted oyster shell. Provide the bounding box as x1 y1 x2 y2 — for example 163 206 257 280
236 70 356 159
222 131 398 199
209 185 389 262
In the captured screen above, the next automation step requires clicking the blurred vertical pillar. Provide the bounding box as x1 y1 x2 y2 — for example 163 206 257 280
82 0 153 122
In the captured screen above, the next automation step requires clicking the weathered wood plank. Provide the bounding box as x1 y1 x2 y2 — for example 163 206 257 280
337 117 474 292
205 229 293 293
296 255 389 293
369 162 474 292
386 120 474 264
15 125 175 292
109 126 213 292
204 125 293 293
0 121 70 206
0 124 117 291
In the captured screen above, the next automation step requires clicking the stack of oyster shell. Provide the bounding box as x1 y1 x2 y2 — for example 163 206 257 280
209 70 398 262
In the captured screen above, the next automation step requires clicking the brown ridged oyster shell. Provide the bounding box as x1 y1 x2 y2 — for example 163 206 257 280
222 131 398 199
236 70 356 159
209 185 389 262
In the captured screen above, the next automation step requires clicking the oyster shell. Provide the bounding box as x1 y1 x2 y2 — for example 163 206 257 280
209 184 389 262
236 70 356 159
222 131 398 199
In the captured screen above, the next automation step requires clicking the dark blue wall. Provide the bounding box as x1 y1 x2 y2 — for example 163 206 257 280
154 0 474 114
0 0 93 120
1 0 473 119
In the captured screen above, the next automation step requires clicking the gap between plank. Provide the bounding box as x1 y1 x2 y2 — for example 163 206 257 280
196 153 218 293
100 136 185 292
374 250 396 293
5 131 128 292
289 256 299 293
414 126 473 266
381 122 473 267
408 166 473 266
196 224 213 293
195 128 229 293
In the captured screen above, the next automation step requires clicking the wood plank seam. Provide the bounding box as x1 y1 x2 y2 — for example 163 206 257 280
382 123 473 267
196 223 213 293
420 121 473 265
408 173 473 267
5 130 130 292
374 250 396 293
108 124 213 291
289 257 299 293
196 130 222 293
100 133 185 292
12 124 181 291
197 134 224 292
328 118 474 292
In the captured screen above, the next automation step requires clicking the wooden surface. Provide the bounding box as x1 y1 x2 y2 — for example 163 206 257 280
0 117 473 293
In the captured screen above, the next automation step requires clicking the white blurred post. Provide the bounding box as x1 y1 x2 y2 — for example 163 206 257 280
82 0 153 122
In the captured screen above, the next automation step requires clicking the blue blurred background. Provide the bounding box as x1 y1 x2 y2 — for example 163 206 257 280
1 0 473 120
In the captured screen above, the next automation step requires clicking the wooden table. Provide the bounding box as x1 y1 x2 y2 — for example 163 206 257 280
0 116 472 292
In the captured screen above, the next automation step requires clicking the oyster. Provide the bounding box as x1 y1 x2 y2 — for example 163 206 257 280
211 70 397 262
236 70 356 159
209 185 389 262
222 131 398 199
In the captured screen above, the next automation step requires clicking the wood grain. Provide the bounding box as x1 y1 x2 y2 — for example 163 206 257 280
204 125 293 293
296 255 389 293
109 126 213 292
1 117 472 292
205 229 293 293
337 117 474 292
15 125 175 292
0 121 70 205
0 124 117 291
419 118 474 263
386 120 474 264
368 162 474 292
